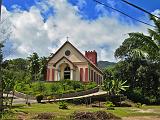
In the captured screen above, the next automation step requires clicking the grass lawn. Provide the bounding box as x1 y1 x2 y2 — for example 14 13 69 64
2 103 160 120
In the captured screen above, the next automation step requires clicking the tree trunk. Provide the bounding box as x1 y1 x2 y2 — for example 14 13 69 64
26 94 29 104
5 91 9 107
10 91 15 108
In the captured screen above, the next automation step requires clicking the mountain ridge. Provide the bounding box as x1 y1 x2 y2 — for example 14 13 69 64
97 61 116 70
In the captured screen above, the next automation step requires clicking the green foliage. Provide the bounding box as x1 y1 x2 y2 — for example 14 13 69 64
59 101 68 109
85 82 97 90
32 82 46 94
15 80 97 96
28 52 40 81
135 103 142 108
103 79 129 95
1 110 16 119
36 94 44 103
104 16 160 104
50 83 61 93
38 57 48 81
105 101 115 110
105 101 115 107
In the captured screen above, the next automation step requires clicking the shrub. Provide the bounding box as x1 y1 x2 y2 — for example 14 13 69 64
36 94 44 103
50 83 60 93
63 89 75 94
16 81 98 97
33 82 46 94
135 102 142 108
76 88 83 92
85 82 97 89
72 81 83 90
105 101 115 107
105 101 115 110
59 101 68 109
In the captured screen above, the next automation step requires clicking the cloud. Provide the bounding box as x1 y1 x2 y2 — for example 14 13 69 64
2 0 148 61
0 6 12 43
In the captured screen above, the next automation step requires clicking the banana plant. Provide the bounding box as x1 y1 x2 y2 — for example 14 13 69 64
103 79 129 95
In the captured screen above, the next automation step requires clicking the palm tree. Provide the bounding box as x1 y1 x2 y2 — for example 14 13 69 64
114 16 160 103
115 16 160 62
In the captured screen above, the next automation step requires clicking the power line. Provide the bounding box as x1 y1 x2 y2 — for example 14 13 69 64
121 0 160 20
93 0 156 28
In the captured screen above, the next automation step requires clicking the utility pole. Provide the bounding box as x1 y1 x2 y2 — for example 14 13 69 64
0 0 3 117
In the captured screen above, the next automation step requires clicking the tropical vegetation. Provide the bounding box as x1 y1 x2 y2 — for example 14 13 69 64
15 80 97 96
103 16 160 104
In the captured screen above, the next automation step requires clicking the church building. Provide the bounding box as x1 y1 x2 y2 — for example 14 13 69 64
46 41 103 84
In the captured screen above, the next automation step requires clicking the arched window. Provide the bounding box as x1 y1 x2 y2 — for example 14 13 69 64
64 66 70 79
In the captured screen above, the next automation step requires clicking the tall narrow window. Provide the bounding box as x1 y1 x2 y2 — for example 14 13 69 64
64 66 70 79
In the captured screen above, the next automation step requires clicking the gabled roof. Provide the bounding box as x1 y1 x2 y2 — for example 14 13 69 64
53 56 77 68
48 41 103 74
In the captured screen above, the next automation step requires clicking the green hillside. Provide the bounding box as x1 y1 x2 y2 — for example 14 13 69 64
97 61 116 69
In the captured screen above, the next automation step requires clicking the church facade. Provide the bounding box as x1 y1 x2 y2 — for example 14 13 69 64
46 41 103 84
